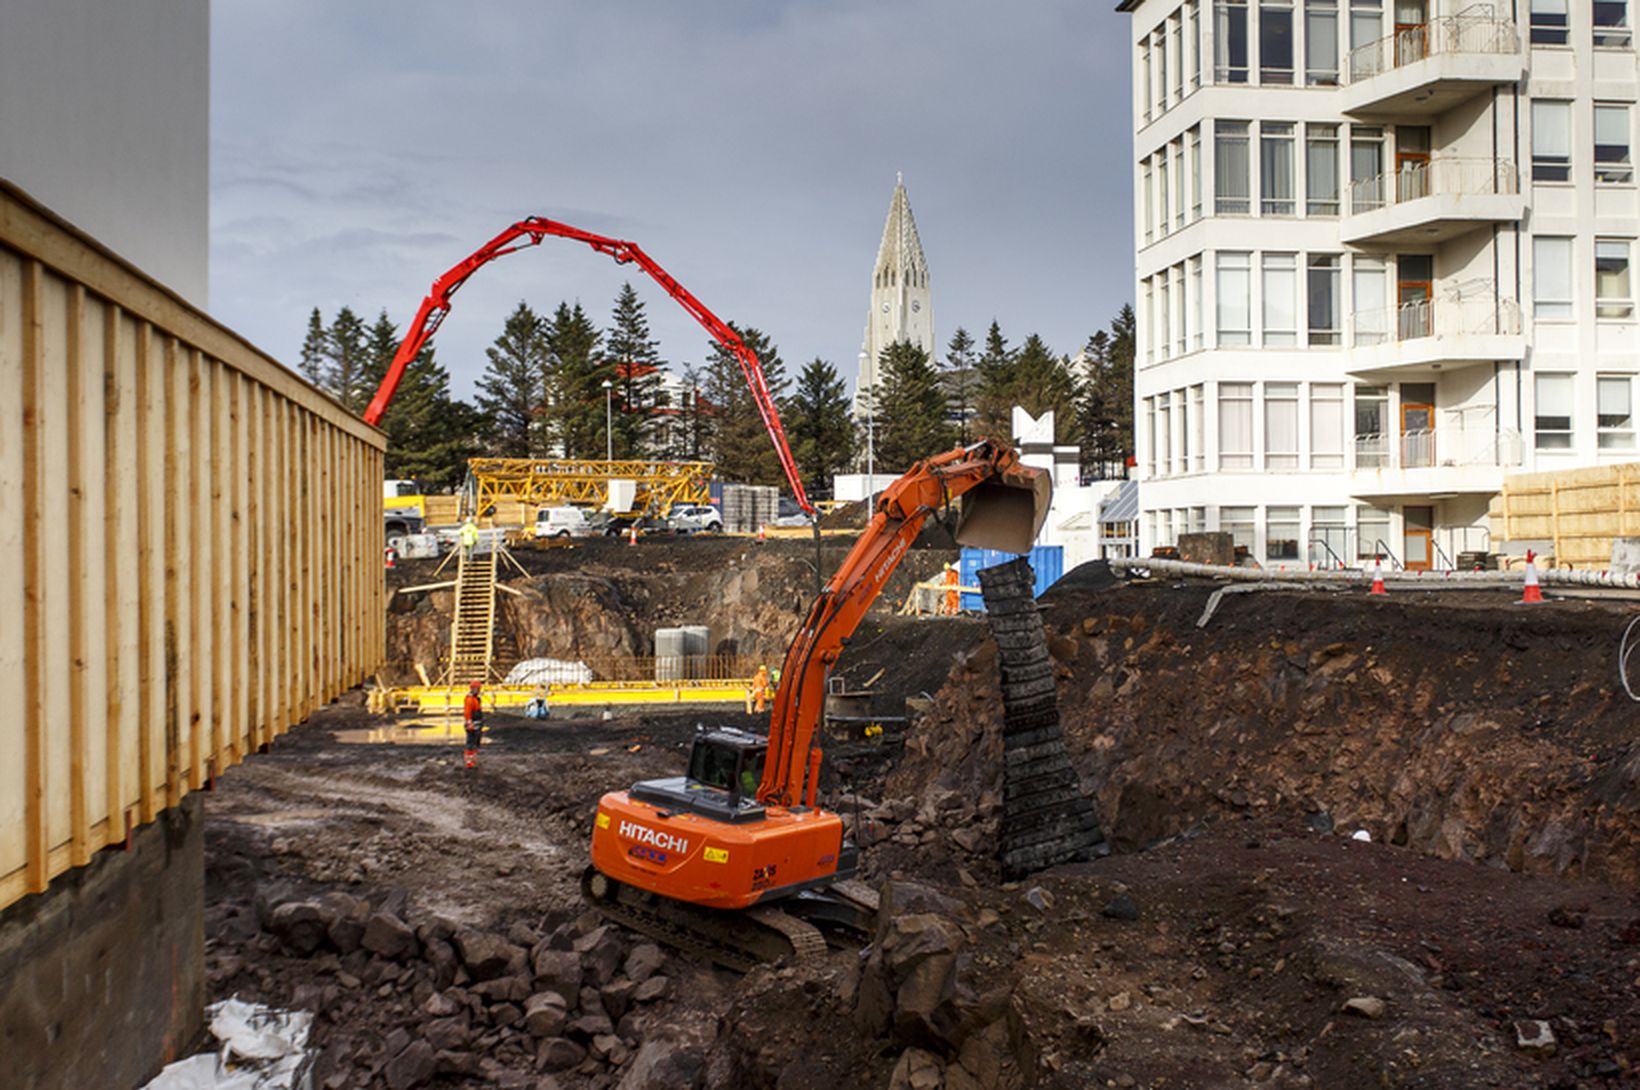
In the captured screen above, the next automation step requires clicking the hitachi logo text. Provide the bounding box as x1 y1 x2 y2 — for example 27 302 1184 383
620 820 690 855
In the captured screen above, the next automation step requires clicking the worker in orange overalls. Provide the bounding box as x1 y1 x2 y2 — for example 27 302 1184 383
463 680 484 769
942 563 961 615
746 664 771 714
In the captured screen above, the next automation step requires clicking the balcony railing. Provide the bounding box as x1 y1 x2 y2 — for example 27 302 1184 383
1346 157 1519 214
1346 15 1520 82
1351 294 1522 347
1353 425 1523 471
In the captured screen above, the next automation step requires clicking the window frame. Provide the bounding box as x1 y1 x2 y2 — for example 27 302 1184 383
1215 120 1252 215
1595 102 1633 185
1598 373 1636 450
1534 235 1575 320
1532 99 1573 183
1218 383 1255 469
1530 0 1570 46
1260 121 1297 216
1264 382 1301 470
1535 372 1575 451
1596 238 1634 319
1216 251 1253 346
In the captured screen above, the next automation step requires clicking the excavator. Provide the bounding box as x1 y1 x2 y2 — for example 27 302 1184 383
583 439 1051 968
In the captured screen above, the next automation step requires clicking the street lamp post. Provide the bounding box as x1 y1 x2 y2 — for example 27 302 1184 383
602 379 614 461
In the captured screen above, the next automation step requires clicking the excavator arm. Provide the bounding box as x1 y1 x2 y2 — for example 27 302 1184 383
361 217 812 515
756 440 1051 806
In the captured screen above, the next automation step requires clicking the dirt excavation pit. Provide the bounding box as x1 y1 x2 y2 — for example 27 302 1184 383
201 545 1640 1089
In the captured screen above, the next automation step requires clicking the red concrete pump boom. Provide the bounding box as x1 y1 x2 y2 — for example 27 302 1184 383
360 217 811 515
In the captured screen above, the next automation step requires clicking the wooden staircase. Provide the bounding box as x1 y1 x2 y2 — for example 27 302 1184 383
447 545 498 684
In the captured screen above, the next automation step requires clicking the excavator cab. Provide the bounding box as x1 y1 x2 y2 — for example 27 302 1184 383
623 726 770 823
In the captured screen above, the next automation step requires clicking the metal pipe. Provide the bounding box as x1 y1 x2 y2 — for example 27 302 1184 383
1112 556 1640 590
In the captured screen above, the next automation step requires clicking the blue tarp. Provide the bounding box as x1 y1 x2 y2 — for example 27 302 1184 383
958 545 1064 612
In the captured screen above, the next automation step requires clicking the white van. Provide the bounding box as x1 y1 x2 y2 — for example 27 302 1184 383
534 506 596 539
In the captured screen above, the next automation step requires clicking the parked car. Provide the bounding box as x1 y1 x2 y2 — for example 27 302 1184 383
667 504 723 533
533 506 600 539
772 495 814 528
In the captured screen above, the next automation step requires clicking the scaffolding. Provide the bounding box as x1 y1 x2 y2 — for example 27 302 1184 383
466 458 712 518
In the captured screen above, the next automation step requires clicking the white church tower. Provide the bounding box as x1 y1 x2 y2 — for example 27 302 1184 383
856 174 933 419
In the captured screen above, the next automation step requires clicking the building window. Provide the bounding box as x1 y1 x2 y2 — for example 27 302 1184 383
1260 122 1296 215
1536 374 1574 450
1354 384 1388 467
1157 391 1173 473
1352 255 1388 345
1191 385 1206 470
1188 0 1203 87
1144 279 1155 362
1308 253 1341 344
1262 253 1298 345
1220 506 1256 552
1261 0 1295 83
1356 505 1391 561
1596 104 1632 184
1144 396 1156 467
1595 1 1631 47
1350 0 1382 51
1597 239 1633 318
1312 506 1347 563
1174 265 1188 356
1157 30 1169 112
1143 160 1154 244
1189 127 1203 220
1534 236 1574 319
1306 124 1340 215
1530 0 1570 45
1532 100 1572 182
1158 275 1171 359
1217 252 1252 345
1191 257 1205 349
1349 125 1384 212
1219 383 1254 468
1310 384 1345 469
1158 155 1171 238
1172 139 1187 228
1141 40 1153 121
1267 506 1301 560
1216 121 1251 214
1177 385 1191 466
1216 0 1250 82
1171 14 1185 100
1265 383 1300 469
1599 375 1636 449
1305 0 1340 83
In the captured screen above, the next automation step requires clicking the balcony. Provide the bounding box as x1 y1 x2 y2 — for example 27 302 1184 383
1346 294 1525 377
1342 16 1524 117
1342 159 1524 246
1351 423 1523 500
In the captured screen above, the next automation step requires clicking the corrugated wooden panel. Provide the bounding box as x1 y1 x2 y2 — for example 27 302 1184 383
1490 462 1640 568
0 181 385 911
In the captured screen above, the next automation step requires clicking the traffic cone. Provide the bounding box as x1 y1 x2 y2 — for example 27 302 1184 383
628 525 639 546
463 748 476 769
757 524 766 543
384 545 397 569
1368 556 1387 596
1521 549 1544 604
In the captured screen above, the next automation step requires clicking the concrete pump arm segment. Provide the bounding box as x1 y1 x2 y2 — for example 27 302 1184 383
360 216 812 516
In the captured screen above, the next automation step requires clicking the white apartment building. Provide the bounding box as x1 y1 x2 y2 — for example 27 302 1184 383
1118 0 1637 570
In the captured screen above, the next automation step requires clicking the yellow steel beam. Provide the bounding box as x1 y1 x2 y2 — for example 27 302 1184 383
371 678 753 714
467 457 712 516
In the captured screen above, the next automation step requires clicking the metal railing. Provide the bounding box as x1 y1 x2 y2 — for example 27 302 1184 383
1347 157 1519 214
1352 294 1522 346
1353 425 1523 471
1346 14 1520 82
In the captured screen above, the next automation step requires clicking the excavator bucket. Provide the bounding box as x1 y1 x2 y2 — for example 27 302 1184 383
955 463 1053 555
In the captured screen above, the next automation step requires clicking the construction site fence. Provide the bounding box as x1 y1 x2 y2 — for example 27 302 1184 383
1489 462 1640 570
1114 557 1640 590
0 179 386 913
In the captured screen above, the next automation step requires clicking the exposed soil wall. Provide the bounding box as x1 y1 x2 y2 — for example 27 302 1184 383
891 577 1640 888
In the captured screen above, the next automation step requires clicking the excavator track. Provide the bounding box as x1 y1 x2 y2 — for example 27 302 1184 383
581 866 829 973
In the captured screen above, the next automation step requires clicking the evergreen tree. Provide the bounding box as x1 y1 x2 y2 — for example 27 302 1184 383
874 340 957 470
360 309 475 489
703 325 790 486
1012 334 1079 443
673 362 712 461
299 308 327 387
942 326 980 444
1073 329 1116 477
1106 304 1136 469
324 306 370 413
544 301 609 459
604 282 665 458
475 301 548 458
973 320 1017 437
783 358 857 499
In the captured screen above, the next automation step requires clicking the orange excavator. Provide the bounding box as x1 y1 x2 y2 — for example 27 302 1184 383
583 439 1051 967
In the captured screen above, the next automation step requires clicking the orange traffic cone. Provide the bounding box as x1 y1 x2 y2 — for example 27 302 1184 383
1368 556 1387 596
463 748 476 769
1521 549 1544 604
757 524 766 543
628 525 639 546
384 545 397 569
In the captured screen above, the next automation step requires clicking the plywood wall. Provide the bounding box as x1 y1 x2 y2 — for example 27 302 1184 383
1488 462 1640 568
0 182 385 911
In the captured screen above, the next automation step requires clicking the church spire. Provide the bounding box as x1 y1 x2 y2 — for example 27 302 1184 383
857 176 934 419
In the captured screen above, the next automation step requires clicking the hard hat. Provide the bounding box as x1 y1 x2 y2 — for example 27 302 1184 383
469 680 481 691
944 562 954 571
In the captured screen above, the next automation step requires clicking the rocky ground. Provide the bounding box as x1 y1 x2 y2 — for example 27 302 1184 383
200 543 1640 1089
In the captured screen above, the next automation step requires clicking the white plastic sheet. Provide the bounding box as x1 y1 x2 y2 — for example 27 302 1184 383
141 998 314 1090
504 657 594 686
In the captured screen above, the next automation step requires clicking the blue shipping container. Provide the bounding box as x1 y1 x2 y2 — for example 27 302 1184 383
958 545 1064 612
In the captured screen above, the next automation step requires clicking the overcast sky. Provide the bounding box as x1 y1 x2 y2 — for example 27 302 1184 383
210 1 1133 403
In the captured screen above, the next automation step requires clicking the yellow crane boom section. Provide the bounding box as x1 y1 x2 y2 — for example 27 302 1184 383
467 458 713 516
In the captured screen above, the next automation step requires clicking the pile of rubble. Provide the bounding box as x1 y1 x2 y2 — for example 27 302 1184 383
252 891 706 1090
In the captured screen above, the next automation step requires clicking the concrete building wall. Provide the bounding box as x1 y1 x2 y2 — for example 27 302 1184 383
0 0 210 306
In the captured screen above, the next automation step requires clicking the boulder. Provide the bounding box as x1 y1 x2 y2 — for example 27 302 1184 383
471 975 532 1003
317 892 370 953
421 1015 470 1053
616 1038 708 1090
434 1049 479 1077
423 938 459 989
623 943 666 984
524 992 569 1038
267 901 328 956
454 930 528 981
632 975 669 1003
887 1047 944 1090
532 948 583 1002
568 1011 616 1039
574 926 625 986
383 1040 436 1090
362 912 418 961
536 1037 587 1072
600 977 639 1021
